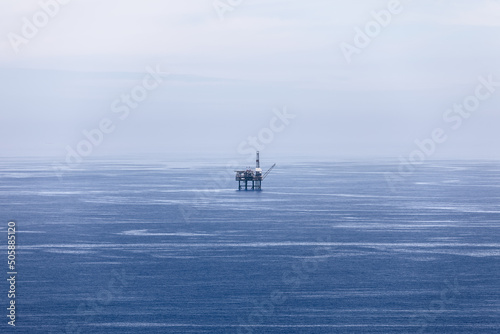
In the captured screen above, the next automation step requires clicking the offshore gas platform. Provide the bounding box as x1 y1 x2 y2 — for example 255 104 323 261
235 152 276 190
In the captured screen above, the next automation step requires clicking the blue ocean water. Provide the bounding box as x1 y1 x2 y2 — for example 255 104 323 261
1 158 499 333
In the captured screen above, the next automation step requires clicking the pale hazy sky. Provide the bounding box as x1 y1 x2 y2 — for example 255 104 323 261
1 0 499 159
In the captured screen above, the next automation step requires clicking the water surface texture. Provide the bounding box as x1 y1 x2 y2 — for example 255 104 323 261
1 159 499 333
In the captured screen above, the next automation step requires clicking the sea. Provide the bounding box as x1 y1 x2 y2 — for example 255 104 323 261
0 157 499 333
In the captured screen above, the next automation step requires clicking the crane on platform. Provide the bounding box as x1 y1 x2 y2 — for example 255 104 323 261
263 163 276 180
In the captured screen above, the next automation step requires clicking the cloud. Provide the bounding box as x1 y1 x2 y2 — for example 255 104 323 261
0 0 499 158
